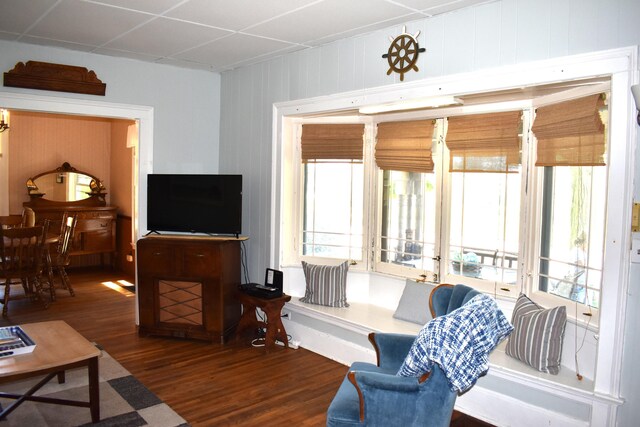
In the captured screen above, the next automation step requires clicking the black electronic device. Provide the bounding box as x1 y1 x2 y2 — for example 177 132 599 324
147 174 242 236
240 268 283 299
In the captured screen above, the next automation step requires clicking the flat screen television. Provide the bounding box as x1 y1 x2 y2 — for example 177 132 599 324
147 174 242 236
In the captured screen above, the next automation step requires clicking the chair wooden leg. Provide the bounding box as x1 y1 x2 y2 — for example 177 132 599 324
47 252 56 302
2 281 10 317
31 276 50 310
58 267 75 297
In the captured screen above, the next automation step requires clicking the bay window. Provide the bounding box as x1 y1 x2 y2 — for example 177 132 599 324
291 92 609 316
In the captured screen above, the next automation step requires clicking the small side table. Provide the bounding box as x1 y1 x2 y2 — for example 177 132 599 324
236 292 291 351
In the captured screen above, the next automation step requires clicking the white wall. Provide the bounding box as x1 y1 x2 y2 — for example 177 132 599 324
218 0 640 424
0 40 221 175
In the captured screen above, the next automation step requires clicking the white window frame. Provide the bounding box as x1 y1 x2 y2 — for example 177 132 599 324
283 117 373 272
273 47 637 406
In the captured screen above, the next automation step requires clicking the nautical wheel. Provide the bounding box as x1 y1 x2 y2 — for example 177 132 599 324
382 26 426 81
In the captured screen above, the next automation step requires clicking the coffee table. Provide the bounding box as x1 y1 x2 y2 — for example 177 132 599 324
0 320 101 422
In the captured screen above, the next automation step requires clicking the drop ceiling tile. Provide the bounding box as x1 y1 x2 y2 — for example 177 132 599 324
422 0 489 15
105 17 231 57
155 57 217 71
227 44 304 70
174 33 295 70
93 47 164 62
245 0 417 44
166 0 318 31
0 0 58 34
19 35 97 52
90 0 185 15
306 14 423 46
27 0 151 46
0 31 20 41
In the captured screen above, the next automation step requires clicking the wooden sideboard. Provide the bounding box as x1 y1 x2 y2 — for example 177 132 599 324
24 203 117 267
136 235 243 343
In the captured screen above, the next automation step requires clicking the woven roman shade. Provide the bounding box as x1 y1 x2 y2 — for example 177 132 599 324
301 124 364 162
532 94 606 166
445 111 522 173
375 120 435 173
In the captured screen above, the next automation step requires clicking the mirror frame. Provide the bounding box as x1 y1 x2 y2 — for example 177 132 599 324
26 162 107 207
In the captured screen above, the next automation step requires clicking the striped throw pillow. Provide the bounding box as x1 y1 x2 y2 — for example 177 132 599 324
299 261 349 307
505 294 567 374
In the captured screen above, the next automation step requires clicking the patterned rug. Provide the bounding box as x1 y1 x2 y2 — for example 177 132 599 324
0 346 189 426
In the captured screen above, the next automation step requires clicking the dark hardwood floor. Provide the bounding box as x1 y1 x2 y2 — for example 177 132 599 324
0 268 493 426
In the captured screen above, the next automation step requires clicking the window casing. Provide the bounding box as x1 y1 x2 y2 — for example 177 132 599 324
290 92 609 320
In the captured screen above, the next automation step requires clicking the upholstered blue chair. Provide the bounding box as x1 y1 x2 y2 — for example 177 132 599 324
326 284 480 427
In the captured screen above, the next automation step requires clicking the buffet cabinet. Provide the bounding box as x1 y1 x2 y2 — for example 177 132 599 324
25 204 117 267
136 236 242 343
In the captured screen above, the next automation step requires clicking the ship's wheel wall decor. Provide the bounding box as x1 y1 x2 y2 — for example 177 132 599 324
382 26 426 81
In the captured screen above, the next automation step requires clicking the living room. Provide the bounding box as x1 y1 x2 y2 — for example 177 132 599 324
1 0 640 426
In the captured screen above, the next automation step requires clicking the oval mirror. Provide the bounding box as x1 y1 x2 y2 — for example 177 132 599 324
27 162 106 203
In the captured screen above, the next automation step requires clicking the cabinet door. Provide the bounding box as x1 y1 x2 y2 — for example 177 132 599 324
181 243 220 276
138 242 176 276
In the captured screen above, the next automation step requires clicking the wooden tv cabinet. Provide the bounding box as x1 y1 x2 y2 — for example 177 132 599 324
136 235 244 343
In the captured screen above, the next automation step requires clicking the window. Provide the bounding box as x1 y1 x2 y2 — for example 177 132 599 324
532 94 608 309
448 171 521 287
444 111 523 293
303 160 364 260
375 119 439 278
290 93 609 313
537 166 606 308
299 123 366 262
379 169 438 274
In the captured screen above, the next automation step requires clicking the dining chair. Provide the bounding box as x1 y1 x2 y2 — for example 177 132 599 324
45 212 78 300
0 215 23 229
0 224 50 317
21 207 36 227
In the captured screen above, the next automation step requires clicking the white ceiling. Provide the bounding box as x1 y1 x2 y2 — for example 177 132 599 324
0 0 490 72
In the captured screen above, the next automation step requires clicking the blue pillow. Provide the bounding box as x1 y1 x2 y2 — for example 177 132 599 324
393 279 435 325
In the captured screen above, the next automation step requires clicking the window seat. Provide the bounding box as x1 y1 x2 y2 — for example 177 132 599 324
283 298 617 426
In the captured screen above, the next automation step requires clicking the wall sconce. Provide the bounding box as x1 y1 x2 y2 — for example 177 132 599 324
631 85 640 126
0 109 9 133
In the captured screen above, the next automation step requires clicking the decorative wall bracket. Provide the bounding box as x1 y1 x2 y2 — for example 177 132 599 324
3 61 106 96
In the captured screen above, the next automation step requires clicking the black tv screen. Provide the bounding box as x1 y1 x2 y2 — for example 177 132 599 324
147 174 242 236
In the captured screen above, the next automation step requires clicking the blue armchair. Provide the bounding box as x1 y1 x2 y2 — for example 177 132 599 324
326 284 480 427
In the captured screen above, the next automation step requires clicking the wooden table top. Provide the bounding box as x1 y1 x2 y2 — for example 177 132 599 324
0 321 100 378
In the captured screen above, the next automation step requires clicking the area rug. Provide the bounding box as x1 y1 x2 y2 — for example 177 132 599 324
0 346 189 427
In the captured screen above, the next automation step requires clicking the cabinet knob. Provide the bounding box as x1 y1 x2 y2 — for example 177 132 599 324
194 253 205 257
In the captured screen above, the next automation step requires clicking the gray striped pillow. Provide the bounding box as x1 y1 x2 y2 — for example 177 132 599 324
300 261 349 307
505 294 567 374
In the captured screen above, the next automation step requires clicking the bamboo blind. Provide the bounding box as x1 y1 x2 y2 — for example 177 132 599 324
445 111 522 173
301 124 364 162
375 119 435 173
532 94 606 166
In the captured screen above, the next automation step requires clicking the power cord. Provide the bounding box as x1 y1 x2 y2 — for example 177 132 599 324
240 240 251 284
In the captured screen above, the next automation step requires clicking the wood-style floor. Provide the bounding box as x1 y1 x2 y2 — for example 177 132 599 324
0 268 493 427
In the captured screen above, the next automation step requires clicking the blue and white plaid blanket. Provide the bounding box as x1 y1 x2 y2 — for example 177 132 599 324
397 293 513 393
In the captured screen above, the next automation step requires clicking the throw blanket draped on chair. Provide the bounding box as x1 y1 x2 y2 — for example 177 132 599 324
398 293 513 393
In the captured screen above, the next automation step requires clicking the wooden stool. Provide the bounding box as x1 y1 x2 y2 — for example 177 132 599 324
235 292 291 351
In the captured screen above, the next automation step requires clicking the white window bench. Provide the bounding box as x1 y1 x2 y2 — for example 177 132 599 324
283 298 621 426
